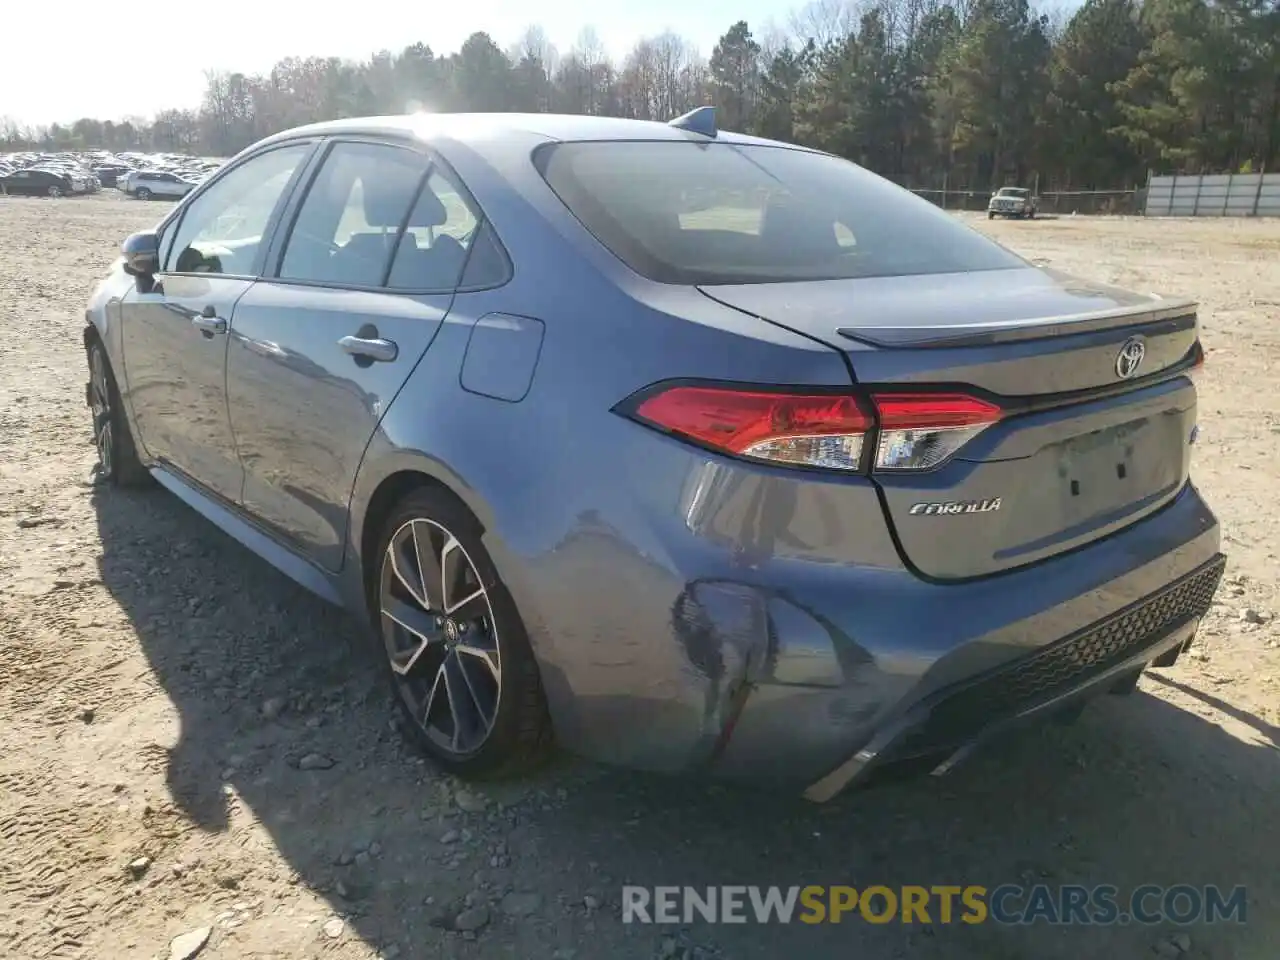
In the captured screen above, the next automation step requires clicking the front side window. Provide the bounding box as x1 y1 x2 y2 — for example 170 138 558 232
157 217 177 272
166 144 310 276
536 141 1025 285
279 142 429 288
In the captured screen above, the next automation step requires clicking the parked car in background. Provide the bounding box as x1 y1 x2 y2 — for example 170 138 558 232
120 169 200 200
988 186 1038 219
93 165 132 188
2 149 226 194
1 167 82 196
83 110 1220 800
36 162 96 191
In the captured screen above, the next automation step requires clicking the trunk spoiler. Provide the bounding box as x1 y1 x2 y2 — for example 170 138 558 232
836 300 1198 350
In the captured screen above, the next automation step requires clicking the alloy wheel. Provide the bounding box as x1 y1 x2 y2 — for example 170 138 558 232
89 348 113 477
379 517 502 756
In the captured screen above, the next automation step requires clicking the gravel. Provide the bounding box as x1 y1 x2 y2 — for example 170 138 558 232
168 925 212 960
454 904 492 932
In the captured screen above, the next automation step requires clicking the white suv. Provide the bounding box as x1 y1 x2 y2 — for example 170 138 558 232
120 170 199 200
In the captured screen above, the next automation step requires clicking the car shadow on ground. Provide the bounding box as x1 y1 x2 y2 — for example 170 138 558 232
92 484 1280 960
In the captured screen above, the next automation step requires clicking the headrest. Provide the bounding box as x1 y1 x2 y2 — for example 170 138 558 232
406 187 446 228
358 176 448 229
362 177 413 228
761 196 838 258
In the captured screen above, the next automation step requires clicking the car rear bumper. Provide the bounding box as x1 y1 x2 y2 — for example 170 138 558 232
705 482 1222 796
530 476 1221 790
802 551 1223 800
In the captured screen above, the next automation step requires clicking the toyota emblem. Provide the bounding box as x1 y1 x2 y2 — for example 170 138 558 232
1115 337 1146 379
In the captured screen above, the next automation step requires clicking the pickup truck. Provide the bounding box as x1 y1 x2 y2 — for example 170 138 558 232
988 186 1038 219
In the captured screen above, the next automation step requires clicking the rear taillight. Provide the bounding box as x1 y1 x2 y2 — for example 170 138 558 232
871 392 1002 471
631 386 874 471
623 384 1002 473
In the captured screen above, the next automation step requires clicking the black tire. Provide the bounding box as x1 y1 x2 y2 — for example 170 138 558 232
987 212 995 220
48 185 62 198
87 340 151 487
371 485 553 779
136 187 152 201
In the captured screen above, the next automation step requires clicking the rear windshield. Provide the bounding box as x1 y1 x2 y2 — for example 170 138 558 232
535 141 1024 285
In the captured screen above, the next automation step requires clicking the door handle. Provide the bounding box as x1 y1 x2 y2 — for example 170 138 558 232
191 304 227 336
338 335 398 363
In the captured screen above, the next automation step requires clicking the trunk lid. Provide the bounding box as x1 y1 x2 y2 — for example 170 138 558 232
700 267 1202 580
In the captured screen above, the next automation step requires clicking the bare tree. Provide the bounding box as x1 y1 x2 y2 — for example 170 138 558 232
788 0 860 48
1036 0 1073 43
651 32 703 119
0 116 30 148
619 39 660 120
757 22 794 64
553 27 614 116
509 24 560 77
573 27 607 73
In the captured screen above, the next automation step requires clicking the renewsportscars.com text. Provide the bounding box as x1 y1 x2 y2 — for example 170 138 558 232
621 885 1248 926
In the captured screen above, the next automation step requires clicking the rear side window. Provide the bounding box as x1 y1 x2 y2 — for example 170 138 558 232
385 169 483 291
457 220 510 289
279 142 430 287
535 142 1024 285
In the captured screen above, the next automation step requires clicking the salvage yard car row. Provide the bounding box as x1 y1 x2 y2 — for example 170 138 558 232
1 149 222 198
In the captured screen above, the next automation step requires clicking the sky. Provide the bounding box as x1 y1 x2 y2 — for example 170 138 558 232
0 0 803 128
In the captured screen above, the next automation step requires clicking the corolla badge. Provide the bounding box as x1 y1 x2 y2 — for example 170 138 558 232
909 498 1002 516
1115 336 1146 379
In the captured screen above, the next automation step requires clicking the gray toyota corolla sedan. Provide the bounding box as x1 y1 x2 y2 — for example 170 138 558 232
83 109 1223 801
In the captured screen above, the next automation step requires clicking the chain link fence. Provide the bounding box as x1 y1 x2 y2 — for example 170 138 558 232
906 186 1144 216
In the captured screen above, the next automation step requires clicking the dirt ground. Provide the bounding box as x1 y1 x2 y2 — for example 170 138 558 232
0 194 1277 960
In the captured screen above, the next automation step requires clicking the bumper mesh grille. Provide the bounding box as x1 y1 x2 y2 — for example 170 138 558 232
893 556 1226 758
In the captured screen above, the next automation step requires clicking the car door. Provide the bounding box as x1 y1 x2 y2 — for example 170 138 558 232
225 139 488 571
6 170 35 195
35 171 61 195
118 142 315 501
160 173 184 197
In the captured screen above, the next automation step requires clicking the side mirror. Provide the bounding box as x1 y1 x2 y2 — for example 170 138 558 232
122 230 159 277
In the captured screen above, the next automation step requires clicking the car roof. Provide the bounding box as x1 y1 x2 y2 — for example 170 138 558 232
257 111 797 155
